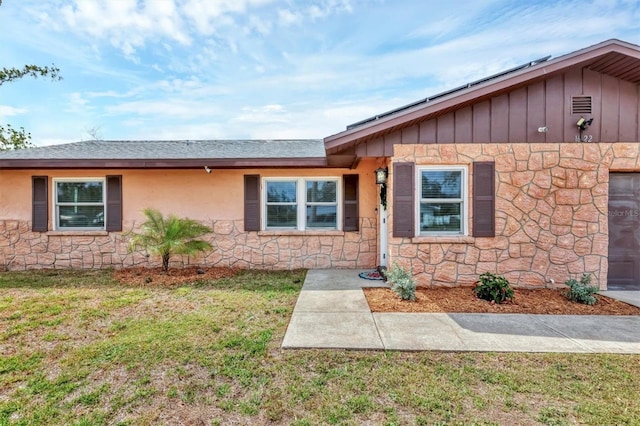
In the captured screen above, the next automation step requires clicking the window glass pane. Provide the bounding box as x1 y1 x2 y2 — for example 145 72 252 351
57 182 103 203
306 180 336 202
266 181 296 203
58 206 104 228
306 206 337 228
266 205 297 228
419 202 461 232
421 171 461 199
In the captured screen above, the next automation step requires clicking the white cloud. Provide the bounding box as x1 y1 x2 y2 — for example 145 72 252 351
278 0 353 26
57 0 191 55
0 105 28 118
65 92 91 114
278 9 301 26
181 0 274 35
235 104 288 124
106 98 222 119
307 0 353 19
248 15 272 36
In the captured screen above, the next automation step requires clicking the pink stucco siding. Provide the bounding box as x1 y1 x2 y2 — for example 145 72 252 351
0 160 380 270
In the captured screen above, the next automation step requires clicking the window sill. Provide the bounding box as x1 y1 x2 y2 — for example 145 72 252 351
47 230 109 236
258 230 344 236
411 235 475 244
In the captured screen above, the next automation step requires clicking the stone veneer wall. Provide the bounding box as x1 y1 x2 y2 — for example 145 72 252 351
390 143 640 289
0 218 377 271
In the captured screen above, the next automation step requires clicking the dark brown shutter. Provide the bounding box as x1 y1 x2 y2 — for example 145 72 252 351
393 162 414 238
244 174 260 231
32 176 48 232
472 161 495 237
343 174 359 231
106 175 122 232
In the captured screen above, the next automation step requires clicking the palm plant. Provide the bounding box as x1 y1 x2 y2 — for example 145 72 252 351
127 208 213 272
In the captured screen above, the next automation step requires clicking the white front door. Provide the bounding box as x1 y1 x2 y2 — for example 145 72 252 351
379 203 388 267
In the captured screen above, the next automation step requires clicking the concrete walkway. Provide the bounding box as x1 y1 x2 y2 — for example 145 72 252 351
282 269 640 353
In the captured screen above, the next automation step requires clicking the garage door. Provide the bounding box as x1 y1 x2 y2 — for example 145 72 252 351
608 173 640 290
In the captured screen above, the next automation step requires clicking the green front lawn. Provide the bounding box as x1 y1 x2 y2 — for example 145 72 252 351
0 269 638 425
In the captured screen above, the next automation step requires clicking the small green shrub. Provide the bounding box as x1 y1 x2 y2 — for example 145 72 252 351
473 272 514 304
126 208 213 272
386 263 416 301
564 273 598 305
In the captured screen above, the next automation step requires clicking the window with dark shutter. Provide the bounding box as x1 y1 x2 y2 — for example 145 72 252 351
393 162 415 238
472 161 495 237
32 176 48 232
106 175 122 232
244 175 260 231
343 174 359 231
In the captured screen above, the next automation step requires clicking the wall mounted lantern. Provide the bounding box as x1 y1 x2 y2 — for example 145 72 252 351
375 167 388 185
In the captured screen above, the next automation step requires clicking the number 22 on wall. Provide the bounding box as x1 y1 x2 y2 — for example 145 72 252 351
575 134 593 142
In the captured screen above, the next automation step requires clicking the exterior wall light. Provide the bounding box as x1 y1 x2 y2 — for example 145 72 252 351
577 117 593 131
375 167 388 185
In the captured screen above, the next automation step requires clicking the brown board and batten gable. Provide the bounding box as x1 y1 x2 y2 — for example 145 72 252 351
324 39 640 155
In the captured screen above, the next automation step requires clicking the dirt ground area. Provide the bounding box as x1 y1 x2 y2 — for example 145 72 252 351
113 266 237 286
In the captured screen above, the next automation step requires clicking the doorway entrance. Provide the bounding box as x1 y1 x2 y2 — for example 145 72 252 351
608 173 640 290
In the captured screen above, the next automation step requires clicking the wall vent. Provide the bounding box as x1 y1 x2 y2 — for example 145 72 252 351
572 96 592 114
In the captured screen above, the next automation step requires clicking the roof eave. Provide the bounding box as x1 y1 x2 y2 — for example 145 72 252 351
0 157 328 169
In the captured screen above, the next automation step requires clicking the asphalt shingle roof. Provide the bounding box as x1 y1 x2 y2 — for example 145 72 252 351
0 139 326 160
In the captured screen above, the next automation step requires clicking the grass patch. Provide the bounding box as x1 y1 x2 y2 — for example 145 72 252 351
0 268 638 425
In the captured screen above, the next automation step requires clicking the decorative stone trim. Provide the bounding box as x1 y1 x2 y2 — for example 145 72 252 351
0 217 377 271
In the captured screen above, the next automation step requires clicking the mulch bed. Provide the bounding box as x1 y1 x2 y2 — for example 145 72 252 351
364 287 640 315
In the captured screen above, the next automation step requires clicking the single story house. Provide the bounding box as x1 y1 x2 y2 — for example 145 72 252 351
1 38 639 290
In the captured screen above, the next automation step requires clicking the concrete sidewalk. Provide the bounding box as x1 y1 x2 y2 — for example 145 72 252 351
282 269 640 353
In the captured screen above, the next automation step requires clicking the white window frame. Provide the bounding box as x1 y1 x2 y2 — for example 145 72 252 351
416 166 468 236
262 177 341 231
53 178 106 231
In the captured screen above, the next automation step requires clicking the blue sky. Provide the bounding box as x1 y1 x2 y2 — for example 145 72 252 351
1 0 639 146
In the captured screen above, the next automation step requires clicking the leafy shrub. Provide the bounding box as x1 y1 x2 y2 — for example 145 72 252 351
564 273 598 305
473 272 514 304
386 263 416 301
127 208 213 272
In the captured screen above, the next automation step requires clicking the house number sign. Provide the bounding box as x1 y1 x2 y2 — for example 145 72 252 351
575 134 593 142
